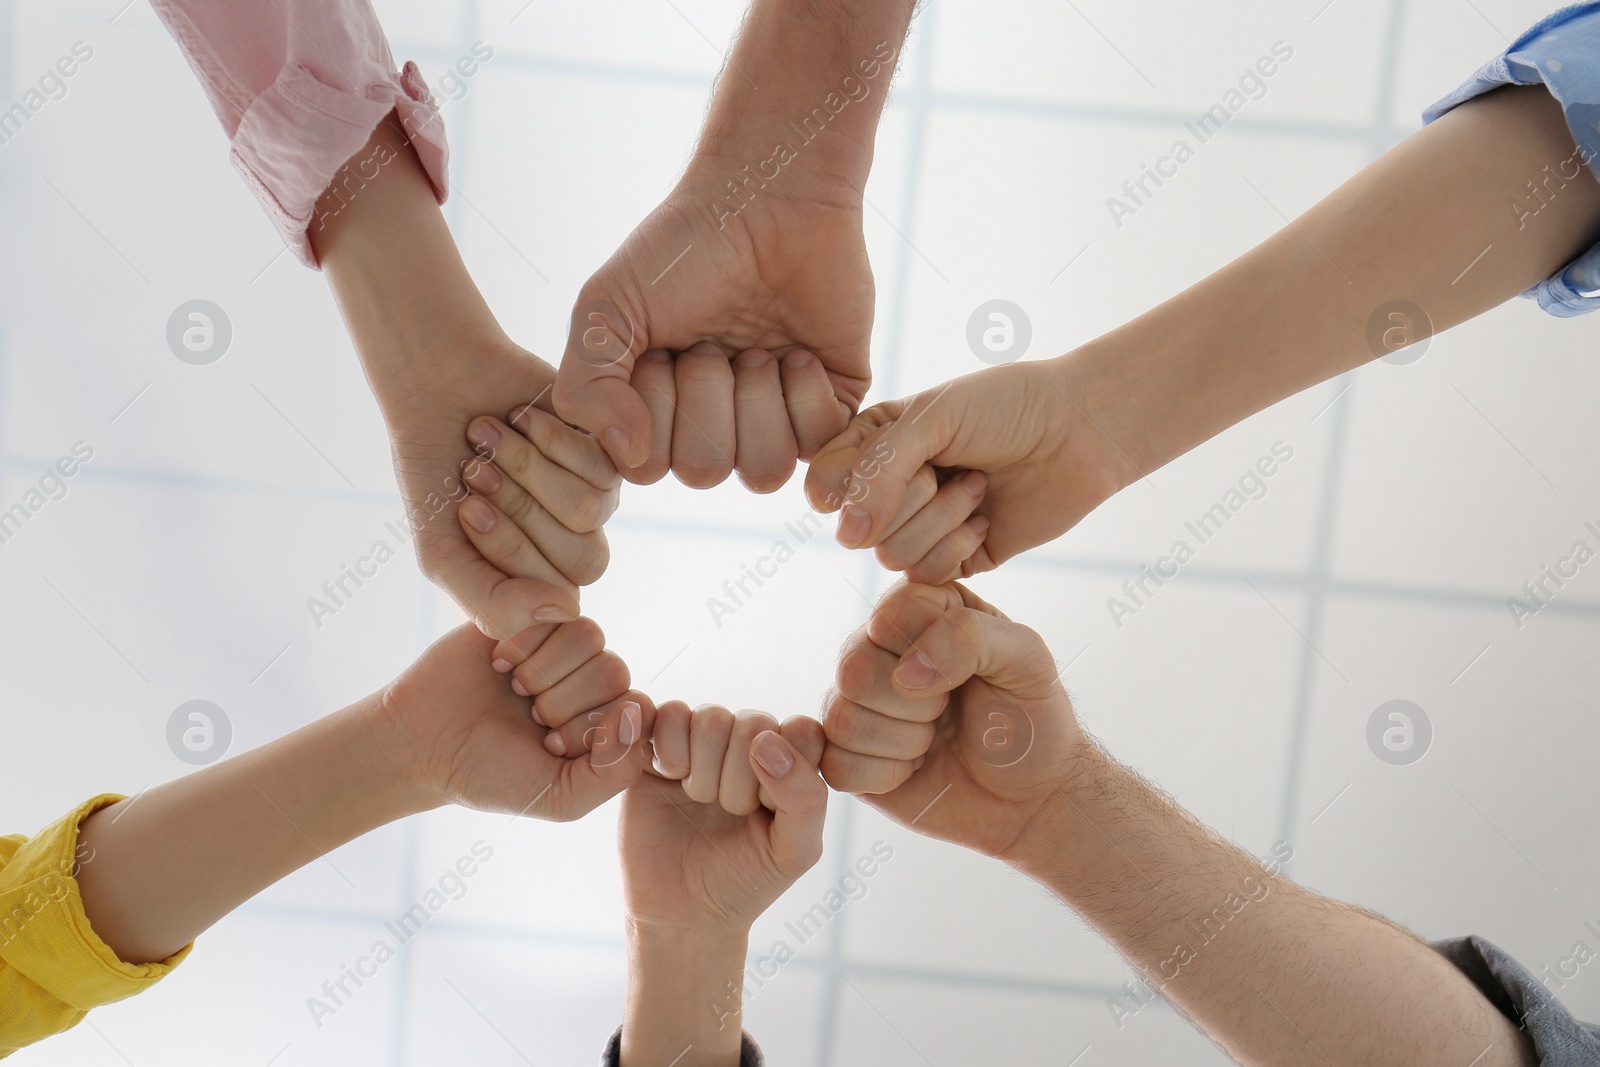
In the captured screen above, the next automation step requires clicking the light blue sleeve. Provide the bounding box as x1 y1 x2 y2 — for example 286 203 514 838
1423 2 1600 318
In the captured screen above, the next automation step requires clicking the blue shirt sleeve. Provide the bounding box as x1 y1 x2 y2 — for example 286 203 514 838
1422 3 1600 317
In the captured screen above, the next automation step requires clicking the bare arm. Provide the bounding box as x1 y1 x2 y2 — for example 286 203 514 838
688 0 919 193
1080 82 1600 482
311 113 585 636
831 581 1538 1066
1013 749 1534 1066
807 84 1600 582
75 621 650 967
551 0 919 488
75 697 431 965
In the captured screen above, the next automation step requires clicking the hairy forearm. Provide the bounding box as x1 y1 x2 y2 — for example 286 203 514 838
76 699 434 965
622 922 748 1067
1011 750 1532 1066
1066 83 1600 486
689 0 917 193
311 112 525 408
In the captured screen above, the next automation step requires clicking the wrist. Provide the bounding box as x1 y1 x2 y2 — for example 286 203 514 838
312 113 514 412
354 692 449 818
1000 742 1120 887
624 919 749 1065
627 916 751 965
685 0 911 198
1032 352 1144 502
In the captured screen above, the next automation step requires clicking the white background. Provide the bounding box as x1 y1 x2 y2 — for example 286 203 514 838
4 0 1599 1063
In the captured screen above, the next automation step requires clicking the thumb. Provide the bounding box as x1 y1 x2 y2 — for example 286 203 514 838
444 558 579 642
547 695 654 820
889 589 1060 704
804 393 956 551
749 730 827 877
553 292 651 470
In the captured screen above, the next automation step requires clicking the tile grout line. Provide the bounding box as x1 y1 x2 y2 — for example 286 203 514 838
0 0 12 489
813 9 941 1063
380 42 1377 145
1274 0 1410 859
389 9 486 1067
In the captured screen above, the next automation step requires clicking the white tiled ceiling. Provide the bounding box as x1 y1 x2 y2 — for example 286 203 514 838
4 1 1597 1064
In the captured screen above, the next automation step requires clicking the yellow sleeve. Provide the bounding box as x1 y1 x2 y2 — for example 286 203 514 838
0 795 192 1057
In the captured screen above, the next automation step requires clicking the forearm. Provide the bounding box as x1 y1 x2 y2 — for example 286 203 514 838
1012 750 1533 1067
622 921 748 1067
1067 83 1600 485
688 0 916 194
312 112 529 408
76 698 435 965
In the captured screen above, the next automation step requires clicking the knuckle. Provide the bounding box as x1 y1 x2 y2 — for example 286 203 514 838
567 490 608 534
740 711 780 741
874 540 912 572
699 703 735 734
678 355 734 386
822 697 861 747
950 607 985 643
497 483 539 527
682 777 717 805
834 646 878 702
723 791 760 817
597 651 631 693
624 458 671 485
565 616 605 655
674 458 733 490
737 459 796 496
819 745 852 791
567 534 611 587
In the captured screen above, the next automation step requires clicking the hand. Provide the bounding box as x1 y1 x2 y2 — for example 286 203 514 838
620 705 827 933
554 173 873 492
805 355 1140 584
822 580 1086 862
458 403 619 591
374 334 600 637
454 401 621 682
311 112 592 641
370 622 654 821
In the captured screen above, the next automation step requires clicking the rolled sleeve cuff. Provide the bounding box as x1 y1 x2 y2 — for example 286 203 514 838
1422 2 1600 316
230 60 449 268
1434 935 1600 1064
600 1026 764 1066
0 795 190 1015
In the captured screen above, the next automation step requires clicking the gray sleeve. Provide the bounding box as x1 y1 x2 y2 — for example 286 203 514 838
1434 935 1600 1064
600 1026 764 1067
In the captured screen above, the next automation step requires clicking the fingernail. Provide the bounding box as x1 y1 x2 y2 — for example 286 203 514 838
534 606 575 623
895 650 938 689
511 678 530 697
530 703 547 727
962 470 988 497
544 732 568 757
465 460 502 494
785 350 815 369
752 731 794 778
838 504 870 548
492 658 514 674
619 701 641 746
970 514 991 536
461 497 496 533
467 418 500 451
736 349 773 369
509 407 532 433
912 755 927 772
605 427 634 464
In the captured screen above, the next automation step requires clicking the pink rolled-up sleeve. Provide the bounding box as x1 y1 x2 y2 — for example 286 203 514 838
151 0 449 266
